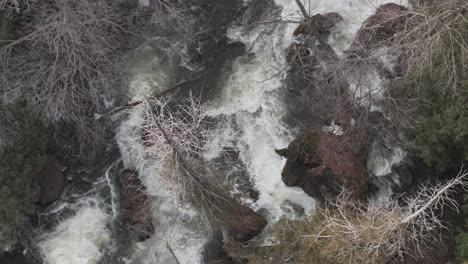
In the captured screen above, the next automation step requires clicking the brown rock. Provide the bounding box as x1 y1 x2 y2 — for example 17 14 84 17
37 156 65 206
119 169 154 241
281 129 368 202
225 205 267 243
350 3 410 53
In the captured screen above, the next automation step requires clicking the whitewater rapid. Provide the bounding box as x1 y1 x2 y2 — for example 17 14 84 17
35 1 408 264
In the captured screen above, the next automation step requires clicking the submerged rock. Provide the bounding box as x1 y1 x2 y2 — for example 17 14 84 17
118 169 154 241
37 156 65 206
281 129 368 202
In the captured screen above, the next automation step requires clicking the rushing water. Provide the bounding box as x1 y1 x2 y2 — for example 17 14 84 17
34 1 408 263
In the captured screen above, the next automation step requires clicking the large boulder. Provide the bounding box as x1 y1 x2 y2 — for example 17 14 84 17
37 156 65 206
119 169 154 241
281 129 368 202
224 205 267 243
287 12 342 65
349 3 410 55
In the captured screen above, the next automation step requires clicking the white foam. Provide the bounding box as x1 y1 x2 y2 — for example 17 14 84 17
38 199 111 264
115 104 209 263
207 10 316 221
37 1 413 263
275 0 408 56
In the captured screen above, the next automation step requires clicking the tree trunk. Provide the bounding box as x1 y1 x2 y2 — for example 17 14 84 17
294 0 310 19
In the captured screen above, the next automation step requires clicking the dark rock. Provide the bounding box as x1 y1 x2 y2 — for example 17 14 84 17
349 3 410 55
37 156 65 206
202 231 237 264
367 136 438 195
225 205 267 243
281 129 368 202
346 3 412 79
288 12 342 65
294 12 343 37
0 244 41 264
285 13 349 128
1 251 32 264
274 148 287 158
119 169 154 242
393 163 413 190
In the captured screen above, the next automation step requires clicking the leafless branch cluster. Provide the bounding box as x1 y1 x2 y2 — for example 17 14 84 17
238 169 467 263
120 0 185 30
287 35 379 156
0 0 35 14
0 0 131 154
381 0 468 127
0 0 189 154
287 0 468 156
236 0 278 27
300 168 468 263
139 94 235 224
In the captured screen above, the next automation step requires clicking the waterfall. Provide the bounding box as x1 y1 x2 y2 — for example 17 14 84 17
34 1 408 263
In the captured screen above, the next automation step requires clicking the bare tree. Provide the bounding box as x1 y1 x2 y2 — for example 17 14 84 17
0 0 132 154
138 94 235 225
237 168 467 264
309 170 467 263
0 0 191 154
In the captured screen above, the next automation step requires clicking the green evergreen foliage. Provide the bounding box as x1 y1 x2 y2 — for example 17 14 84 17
456 193 468 261
394 9 468 171
414 92 468 171
0 102 47 248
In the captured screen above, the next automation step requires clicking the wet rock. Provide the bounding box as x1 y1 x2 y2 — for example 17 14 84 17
0 252 34 264
37 156 65 206
287 12 342 65
274 148 287 158
285 13 349 128
367 136 436 192
293 12 343 37
202 205 267 263
349 3 410 55
281 129 368 202
225 205 267 243
118 169 154 242
341 4 412 80
202 231 238 264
